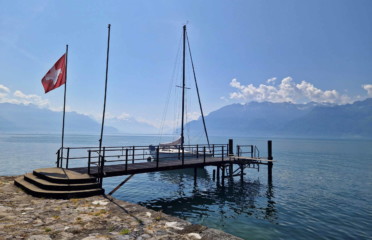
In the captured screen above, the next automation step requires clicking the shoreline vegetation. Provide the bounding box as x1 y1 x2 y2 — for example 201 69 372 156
0 176 242 240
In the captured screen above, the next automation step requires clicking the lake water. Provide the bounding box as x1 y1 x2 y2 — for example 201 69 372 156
0 134 371 240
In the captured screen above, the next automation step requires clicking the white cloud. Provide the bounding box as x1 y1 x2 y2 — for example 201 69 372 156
0 84 10 93
0 84 51 108
363 84 372 97
13 90 50 107
229 77 354 104
267 77 277 84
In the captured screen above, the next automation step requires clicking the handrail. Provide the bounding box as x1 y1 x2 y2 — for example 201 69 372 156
236 145 260 158
56 143 230 171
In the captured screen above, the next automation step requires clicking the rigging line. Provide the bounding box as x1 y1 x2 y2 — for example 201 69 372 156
186 32 210 148
158 34 183 143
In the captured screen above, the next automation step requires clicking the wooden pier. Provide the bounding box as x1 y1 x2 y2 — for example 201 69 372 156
15 139 274 198
70 155 274 178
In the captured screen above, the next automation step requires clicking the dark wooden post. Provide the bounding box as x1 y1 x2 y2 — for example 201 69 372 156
240 164 244 181
213 169 216 181
194 167 197 186
196 145 199 158
229 162 233 177
221 165 225 186
228 139 233 156
217 166 220 183
268 140 273 182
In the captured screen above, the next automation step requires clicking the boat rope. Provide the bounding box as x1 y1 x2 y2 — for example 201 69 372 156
158 34 183 144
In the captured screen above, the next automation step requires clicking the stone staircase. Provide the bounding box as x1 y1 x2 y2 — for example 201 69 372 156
14 168 104 199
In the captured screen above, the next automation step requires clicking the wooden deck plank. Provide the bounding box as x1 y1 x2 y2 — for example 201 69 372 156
69 156 270 178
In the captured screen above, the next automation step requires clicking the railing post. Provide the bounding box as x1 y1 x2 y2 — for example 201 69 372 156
156 146 159 168
212 144 215 157
251 145 254 158
88 150 91 175
196 145 199 158
99 147 106 187
203 146 206 163
222 146 224 161
237 146 240 157
56 149 60 167
125 148 128 171
132 146 135 164
60 148 63 168
66 147 70 169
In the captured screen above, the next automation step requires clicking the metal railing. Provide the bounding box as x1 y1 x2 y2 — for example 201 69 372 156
56 143 230 174
236 145 260 158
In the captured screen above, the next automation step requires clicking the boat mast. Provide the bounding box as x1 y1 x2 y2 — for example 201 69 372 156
181 25 186 148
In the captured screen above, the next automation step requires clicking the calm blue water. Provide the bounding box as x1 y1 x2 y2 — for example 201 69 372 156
1 134 371 240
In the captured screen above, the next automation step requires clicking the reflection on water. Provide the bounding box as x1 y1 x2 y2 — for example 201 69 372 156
139 168 277 225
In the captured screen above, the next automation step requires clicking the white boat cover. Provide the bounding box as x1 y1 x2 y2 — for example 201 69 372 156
159 136 182 147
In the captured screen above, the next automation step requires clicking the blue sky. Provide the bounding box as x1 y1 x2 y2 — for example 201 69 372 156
1 0 371 127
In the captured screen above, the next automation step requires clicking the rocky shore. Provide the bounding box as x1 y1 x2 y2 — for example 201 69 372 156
0 176 242 240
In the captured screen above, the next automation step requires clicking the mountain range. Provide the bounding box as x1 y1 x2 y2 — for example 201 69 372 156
0 103 156 134
187 98 372 139
1 99 371 138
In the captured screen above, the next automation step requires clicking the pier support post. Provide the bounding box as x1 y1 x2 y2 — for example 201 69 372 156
194 167 197 186
228 139 233 156
217 166 220 184
240 164 244 182
268 140 273 183
222 165 225 186
213 169 216 181
229 162 233 178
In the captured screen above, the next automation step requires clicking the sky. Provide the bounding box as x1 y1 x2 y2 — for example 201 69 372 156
0 0 371 128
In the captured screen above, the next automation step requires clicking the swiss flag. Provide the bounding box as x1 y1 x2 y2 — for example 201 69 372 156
41 54 66 93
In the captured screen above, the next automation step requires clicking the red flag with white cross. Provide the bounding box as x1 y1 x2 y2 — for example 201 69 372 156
41 54 66 93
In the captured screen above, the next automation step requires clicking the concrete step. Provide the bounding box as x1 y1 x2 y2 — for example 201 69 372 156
24 173 100 191
15 177 104 199
33 168 96 184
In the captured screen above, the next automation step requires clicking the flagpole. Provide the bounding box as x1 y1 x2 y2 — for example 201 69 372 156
99 24 111 155
61 44 68 168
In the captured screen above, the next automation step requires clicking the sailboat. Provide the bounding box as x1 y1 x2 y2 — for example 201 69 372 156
149 25 211 160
